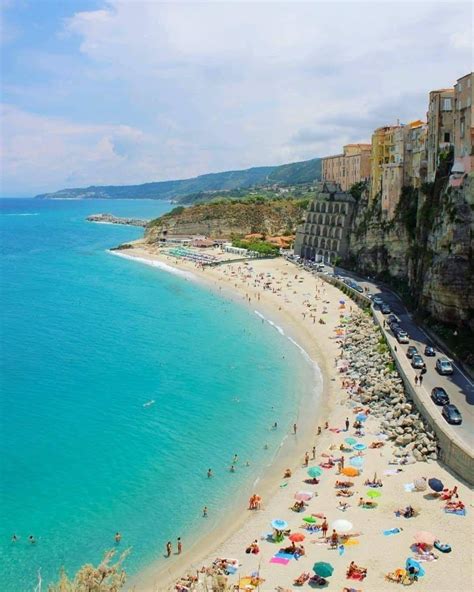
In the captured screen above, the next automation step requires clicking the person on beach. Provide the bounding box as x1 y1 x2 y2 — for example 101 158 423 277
293 423 297 434
345 417 350 431
321 518 328 538
166 541 172 557
203 506 208 517
177 537 182 554
304 451 309 467
317 426 322 435
207 468 213 478
115 532 121 544
324 421 329 429
415 376 419 386
312 446 316 459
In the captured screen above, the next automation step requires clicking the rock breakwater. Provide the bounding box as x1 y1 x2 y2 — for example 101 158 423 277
86 213 149 227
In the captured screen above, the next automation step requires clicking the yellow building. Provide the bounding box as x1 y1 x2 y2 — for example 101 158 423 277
369 125 402 203
321 143 371 191
404 120 428 189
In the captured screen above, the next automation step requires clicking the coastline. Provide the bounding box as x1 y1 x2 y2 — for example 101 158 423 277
113 245 473 592
112 246 356 591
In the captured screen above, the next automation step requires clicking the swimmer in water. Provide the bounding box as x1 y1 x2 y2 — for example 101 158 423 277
233 454 238 464
230 465 236 472
207 468 213 478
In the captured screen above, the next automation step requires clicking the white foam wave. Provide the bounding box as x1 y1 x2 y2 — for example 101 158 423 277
108 250 197 280
4 213 39 216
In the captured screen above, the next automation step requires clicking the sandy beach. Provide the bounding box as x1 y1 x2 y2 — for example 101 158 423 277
117 244 473 592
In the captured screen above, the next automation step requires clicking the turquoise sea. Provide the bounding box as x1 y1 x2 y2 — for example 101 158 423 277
0 198 318 590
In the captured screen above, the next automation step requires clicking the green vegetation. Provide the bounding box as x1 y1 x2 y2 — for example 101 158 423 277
162 205 185 217
48 549 129 592
37 158 321 201
394 186 418 240
232 238 280 255
349 181 368 202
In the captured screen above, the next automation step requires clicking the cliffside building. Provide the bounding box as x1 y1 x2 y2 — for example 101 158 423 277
293 182 355 263
321 144 371 191
426 88 455 182
403 120 428 189
451 72 473 183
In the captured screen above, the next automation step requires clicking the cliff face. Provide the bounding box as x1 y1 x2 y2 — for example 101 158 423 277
145 201 306 242
347 174 474 331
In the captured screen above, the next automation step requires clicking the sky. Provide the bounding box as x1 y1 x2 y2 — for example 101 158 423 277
0 0 472 196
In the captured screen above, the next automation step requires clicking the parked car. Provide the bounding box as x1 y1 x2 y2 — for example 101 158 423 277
411 354 425 369
352 284 364 293
381 303 391 314
373 296 383 307
436 358 454 375
406 346 418 359
396 330 409 344
431 387 450 406
388 314 399 324
424 345 436 356
442 404 462 425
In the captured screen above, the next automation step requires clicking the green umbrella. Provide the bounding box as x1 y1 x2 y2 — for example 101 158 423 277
307 466 322 478
313 562 334 577
303 516 317 524
345 437 357 446
367 489 382 498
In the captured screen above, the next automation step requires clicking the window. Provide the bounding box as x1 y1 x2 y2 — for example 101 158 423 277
442 98 452 111
460 118 465 139
468 96 472 107
444 132 450 143
458 82 463 92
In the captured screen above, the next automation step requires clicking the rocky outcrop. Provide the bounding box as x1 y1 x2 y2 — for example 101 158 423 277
343 312 438 461
86 213 149 227
145 201 306 242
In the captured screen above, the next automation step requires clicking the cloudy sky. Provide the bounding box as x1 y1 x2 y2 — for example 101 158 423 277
1 0 472 196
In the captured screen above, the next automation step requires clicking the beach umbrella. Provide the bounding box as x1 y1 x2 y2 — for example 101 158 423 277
303 516 317 524
356 413 368 421
414 478 427 492
353 443 367 451
339 300 345 304
308 466 323 478
289 533 305 542
367 489 382 499
345 437 357 445
350 456 364 468
331 519 353 533
405 558 425 578
271 519 288 530
294 491 313 501
342 467 359 477
428 478 444 492
414 531 436 546
313 562 334 578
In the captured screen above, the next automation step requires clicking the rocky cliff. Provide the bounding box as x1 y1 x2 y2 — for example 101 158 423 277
145 200 306 242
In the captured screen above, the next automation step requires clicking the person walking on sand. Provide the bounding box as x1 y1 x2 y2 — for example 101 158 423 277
345 417 350 431
293 423 297 435
312 446 316 460
304 452 309 467
419 374 424 386
177 537 182 554
321 518 328 538
166 541 172 557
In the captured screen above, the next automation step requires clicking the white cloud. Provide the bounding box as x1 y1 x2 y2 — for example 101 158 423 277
2 0 473 194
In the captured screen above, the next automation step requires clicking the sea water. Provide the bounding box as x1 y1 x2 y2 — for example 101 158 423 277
0 198 319 590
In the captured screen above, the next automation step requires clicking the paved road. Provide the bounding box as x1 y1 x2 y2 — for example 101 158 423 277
331 266 474 451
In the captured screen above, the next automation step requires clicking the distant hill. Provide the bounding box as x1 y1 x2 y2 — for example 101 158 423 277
35 158 321 200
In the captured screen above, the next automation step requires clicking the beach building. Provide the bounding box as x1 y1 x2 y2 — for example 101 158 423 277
293 182 355 263
426 88 455 182
451 72 474 186
321 144 371 191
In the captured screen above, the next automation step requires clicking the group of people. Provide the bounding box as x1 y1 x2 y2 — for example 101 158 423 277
166 538 183 558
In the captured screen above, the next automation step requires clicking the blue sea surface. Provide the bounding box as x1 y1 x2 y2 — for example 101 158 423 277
0 198 316 590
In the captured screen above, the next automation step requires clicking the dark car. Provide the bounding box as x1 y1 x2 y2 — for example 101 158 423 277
406 346 418 359
381 303 391 314
431 387 450 406
411 354 425 369
388 314 399 324
442 404 462 425
436 358 454 375
424 345 436 356
373 296 383 307
352 284 364 293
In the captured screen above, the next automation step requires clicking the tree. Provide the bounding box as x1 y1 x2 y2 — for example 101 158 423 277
48 549 130 592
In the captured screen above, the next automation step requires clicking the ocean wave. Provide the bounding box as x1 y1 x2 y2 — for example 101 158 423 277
108 250 197 280
4 212 39 216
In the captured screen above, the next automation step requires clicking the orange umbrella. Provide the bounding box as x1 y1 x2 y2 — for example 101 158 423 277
289 532 305 542
342 467 359 477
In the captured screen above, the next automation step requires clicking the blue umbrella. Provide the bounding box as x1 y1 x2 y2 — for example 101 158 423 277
428 478 444 492
356 413 368 421
345 437 357 445
405 558 425 578
353 443 367 451
308 466 323 478
271 519 288 530
350 456 364 467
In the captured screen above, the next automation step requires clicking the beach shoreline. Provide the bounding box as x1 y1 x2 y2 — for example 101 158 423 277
113 246 344 591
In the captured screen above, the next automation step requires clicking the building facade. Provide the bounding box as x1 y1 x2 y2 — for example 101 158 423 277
403 120 428 189
426 88 455 182
452 72 473 181
321 144 371 191
293 182 355 263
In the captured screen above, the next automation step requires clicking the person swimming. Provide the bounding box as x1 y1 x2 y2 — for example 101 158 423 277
143 400 155 408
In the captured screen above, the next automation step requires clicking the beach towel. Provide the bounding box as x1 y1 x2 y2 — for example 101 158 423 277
269 557 290 565
339 544 345 556
444 508 466 515
383 528 402 536
329 428 341 433
275 552 295 560
383 469 398 476
404 483 415 492
343 538 359 546
225 565 238 574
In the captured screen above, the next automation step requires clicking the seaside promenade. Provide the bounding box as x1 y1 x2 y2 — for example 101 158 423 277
116 245 473 592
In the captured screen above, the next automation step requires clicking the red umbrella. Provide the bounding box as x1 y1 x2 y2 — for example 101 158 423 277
289 532 305 542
